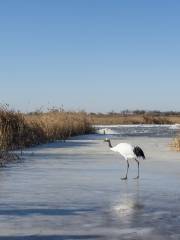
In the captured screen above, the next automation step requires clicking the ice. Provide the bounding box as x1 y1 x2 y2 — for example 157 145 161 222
0 126 180 239
169 123 180 129
95 124 178 137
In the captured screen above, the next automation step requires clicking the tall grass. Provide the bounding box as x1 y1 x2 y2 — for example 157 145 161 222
0 106 93 164
91 113 172 125
25 111 93 145
0 106 25 151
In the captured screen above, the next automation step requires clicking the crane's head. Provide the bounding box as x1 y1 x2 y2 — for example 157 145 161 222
104 138 112 148
104 138 110 142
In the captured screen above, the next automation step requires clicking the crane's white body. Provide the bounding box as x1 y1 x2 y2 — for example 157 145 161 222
110 143 136 160
104 138 145 179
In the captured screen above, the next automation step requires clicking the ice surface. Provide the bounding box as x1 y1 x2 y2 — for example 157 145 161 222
95 124 179 137
0 126 180 239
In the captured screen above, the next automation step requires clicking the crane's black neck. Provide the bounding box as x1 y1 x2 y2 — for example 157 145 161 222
108 140 113 148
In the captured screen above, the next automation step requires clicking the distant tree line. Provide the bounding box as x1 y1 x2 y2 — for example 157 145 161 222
90 110 180 116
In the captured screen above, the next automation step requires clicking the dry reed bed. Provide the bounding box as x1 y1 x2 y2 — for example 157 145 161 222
0 107 93 164
91 114 173 125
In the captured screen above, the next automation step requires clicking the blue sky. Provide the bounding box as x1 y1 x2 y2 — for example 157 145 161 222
0 0 180 112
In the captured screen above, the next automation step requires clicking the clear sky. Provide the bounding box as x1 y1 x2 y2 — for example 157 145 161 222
0 0 180 112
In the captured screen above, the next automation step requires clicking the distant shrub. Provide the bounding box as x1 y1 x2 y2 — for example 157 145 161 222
142 115 172 124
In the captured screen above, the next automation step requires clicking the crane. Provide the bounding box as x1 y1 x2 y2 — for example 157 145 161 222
104 138 145 180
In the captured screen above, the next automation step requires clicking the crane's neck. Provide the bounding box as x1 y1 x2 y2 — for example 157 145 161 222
108 140 113 148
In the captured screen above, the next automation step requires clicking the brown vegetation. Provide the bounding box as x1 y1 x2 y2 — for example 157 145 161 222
0 106 93 165
91 113 173 125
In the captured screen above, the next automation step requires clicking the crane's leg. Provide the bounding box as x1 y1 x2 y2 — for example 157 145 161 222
121 160 129 180
134 159 139 179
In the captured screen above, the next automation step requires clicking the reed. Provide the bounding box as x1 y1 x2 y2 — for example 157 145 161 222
91 113 173 125
0 106 25 151
0 106 93 164
25 111 93 144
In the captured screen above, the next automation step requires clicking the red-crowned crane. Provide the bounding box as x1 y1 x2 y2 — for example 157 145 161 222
104 138 145 180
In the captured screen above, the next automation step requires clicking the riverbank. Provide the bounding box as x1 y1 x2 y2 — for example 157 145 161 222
1 106 180 166
0 107 93 164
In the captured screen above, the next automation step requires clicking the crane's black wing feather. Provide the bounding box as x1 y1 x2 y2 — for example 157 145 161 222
133 146 145 159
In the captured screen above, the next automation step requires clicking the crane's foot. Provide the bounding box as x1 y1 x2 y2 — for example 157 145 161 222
121 176 128 180
133 176 139 179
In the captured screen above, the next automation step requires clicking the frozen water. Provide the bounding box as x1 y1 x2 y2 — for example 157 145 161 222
95 124 180 137
0 125 180 239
